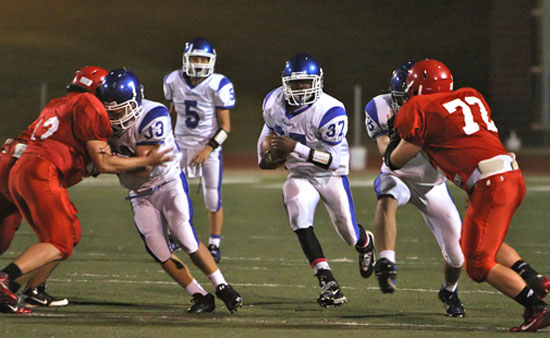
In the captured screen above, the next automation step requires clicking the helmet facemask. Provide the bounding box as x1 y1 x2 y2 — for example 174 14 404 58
282 70 323 106
390 90 408 113
106 85 144 130
182 51 216 78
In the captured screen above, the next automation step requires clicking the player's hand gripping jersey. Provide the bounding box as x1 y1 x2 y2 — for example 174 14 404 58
163 71 235 148
261 87 350 177
22 92 112 187
394 87 509 191
109 99 182 193
365 93 445 185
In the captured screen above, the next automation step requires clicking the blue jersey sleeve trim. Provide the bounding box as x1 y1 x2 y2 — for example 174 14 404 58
318 106 346 129
365 99 381 126
262 88 278 110
215 105 235 109
136 140 165 146
323 139 342 146
217 77 232 92
163 72 172 85
138 106 170 134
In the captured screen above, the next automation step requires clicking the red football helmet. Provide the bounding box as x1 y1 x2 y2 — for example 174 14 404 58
69 66 108 95
405 59 453 97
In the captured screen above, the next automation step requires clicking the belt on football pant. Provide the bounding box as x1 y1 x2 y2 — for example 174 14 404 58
465 154 519 191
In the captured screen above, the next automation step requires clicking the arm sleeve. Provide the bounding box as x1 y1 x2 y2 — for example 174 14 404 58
73 95 113 142
215 77 235 109
394 100 425 147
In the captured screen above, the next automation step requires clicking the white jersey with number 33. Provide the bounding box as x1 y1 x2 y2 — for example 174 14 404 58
109 99 182 193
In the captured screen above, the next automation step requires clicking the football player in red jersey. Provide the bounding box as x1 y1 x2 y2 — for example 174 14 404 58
386 59 550 332
0 66 172 314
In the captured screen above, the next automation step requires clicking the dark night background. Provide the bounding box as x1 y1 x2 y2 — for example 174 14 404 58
0 0 545 165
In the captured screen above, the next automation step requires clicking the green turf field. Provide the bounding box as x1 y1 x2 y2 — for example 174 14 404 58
1 170 549 337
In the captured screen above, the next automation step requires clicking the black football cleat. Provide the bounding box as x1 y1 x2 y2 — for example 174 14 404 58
374 258 398 294
357 230 376 278
187 293 215 313
215 284 242 313
22 283 69 308
317 280 347 308
438 286 466 317
208 244 221 264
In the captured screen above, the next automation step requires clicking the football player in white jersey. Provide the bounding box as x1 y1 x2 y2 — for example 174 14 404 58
163 37 234 263
97 69 242 314
365 61 465 317
257 54 375 308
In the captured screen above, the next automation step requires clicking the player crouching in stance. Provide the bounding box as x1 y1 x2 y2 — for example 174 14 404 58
387 59 550 332
97 69 242 313
365 61 465 317
257 54 375 308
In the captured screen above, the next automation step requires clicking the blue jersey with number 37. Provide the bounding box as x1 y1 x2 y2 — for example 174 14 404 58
262 87 350 176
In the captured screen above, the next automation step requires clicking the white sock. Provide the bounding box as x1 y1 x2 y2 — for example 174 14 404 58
185 279 208 296
443 281 458 292
312 260 330 275
208 269 227 287
209 236 221 247
380 250 396 263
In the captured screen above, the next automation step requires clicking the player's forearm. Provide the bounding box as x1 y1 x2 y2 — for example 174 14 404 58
293 142 340 170
386 139 421 170
95 155 150 174
376 135 390 156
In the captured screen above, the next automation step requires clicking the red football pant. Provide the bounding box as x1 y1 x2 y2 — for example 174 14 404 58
461 170 526 282
9 155 81 258
0 151 22 254
0 197 22 254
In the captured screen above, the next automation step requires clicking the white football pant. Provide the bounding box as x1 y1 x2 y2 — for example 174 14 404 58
374 173 464 268
283 175 361 246
179 144 223 212
130 172 199 262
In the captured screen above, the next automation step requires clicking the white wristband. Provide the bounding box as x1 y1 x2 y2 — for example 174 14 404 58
293 142 311 159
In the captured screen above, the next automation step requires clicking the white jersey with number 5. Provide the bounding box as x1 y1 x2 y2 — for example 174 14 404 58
109 99 182 193
262 86 350 177
365 93 444 185
163 71 235 149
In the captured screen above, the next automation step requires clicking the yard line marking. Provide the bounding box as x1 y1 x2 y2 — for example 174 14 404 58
46 277 500 295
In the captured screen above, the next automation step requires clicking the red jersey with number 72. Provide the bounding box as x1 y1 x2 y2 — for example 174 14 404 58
394 87 508 191
23 92 112 187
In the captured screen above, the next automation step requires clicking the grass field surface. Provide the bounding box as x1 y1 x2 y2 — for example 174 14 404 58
1 170 549 337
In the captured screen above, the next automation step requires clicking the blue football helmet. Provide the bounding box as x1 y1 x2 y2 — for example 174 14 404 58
96 68 144 130
282 53 323 106
182 37 216 78
390 61 415 112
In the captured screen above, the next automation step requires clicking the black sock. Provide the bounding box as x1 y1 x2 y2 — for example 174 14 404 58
354 224 367 250
8 280 21 293
295 227 325 265
514 286 547 308
2 263 22 280
511 260 538 281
